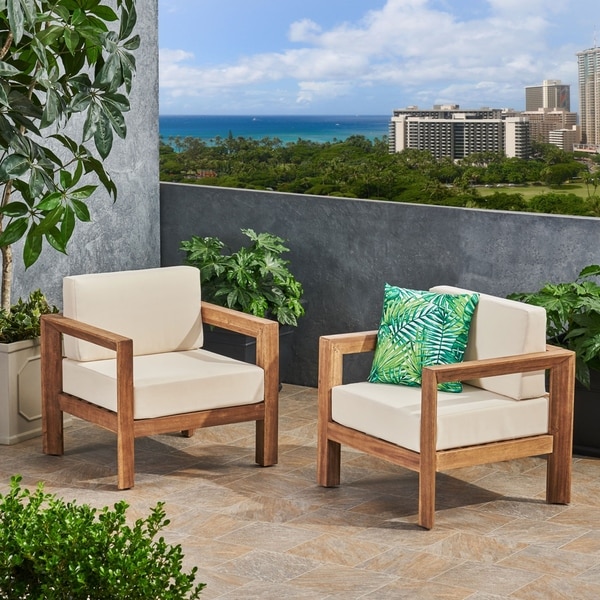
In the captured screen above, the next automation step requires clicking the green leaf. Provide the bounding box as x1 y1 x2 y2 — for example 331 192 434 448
0 61 20 77
29 166 46 198
70 92 92 113
35 24 66 47
94 114 114 158
35 206 64 234
119 2 137 40
23 225 43 268
89 5 118 21
36 192 62 212
7 0 26 44
40 89 60 129
0 154 30 179
59 169 72 189
0 201 28 217
101 99 127 138
103 92 131 112
83 155 117 199
64 27 80 53
0 218 28 247
123 34 140 51
46 225 68 253
60 205 76 242
70 185 96 201
71 199 91 221
82 102 100 142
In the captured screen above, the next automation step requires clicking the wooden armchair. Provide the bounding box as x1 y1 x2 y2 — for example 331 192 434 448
41 266 279 490
317 285 575 529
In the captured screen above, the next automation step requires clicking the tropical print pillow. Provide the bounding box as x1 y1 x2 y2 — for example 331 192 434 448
368 285 479 392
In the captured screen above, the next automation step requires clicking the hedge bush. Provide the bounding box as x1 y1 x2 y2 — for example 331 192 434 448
0 476 206 599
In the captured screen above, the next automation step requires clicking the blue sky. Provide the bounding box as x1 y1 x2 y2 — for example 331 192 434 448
159 0 599 115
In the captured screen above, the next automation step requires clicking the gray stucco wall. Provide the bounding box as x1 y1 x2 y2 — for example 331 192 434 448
160 182 600 387
12 0 160 308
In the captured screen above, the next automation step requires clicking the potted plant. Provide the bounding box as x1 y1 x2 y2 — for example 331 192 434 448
508 264 600 456
0 290 57 444
0 475 206 598
0 0 138 442
180 228 305 380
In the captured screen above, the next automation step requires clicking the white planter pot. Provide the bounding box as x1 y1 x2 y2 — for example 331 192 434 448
0 338 44 445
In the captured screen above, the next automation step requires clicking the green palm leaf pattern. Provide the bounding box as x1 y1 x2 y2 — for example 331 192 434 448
368 285 479 392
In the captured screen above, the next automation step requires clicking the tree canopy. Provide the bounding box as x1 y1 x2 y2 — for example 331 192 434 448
160 135 600 218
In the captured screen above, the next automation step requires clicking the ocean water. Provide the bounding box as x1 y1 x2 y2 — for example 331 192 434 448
159 114 390 144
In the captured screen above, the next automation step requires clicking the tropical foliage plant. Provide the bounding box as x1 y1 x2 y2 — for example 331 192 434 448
181 228 305 326
0 288 57 342
508 264 600 388
0 0 139 312
0 475 206 599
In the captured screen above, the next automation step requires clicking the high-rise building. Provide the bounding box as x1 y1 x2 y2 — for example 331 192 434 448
388 106 530 159
577 46 600 149
525 80 570 111
522 108 579 145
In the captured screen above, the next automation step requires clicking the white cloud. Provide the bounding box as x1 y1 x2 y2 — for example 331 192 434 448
159 0 588 112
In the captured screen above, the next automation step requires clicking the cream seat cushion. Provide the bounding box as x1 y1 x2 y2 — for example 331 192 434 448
63 349 264 420
332 381 549 452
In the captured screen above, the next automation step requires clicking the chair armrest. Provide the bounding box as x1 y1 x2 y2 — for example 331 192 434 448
422 343 574 385
40 313 134 420
201 302 279 387
41 313 131 351
201 301 277 338
319 331 378 392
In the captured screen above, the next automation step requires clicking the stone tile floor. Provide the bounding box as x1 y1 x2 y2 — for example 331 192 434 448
2 384 600 599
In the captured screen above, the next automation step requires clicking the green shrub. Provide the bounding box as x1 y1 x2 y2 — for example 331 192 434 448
0 290 58 343
0 476 206 599
528 192 591 216
181 228 304 326
472 192 526 211
508 265 600 388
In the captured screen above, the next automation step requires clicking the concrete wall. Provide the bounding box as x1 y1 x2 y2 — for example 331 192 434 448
12 0 160 308
161 182 600 387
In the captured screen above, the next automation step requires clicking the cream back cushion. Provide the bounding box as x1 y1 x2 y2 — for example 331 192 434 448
63 266 203 362
430 286 546 400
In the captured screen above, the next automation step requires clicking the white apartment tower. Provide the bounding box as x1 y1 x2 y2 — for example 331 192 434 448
388 106 530 159
577 46 600 149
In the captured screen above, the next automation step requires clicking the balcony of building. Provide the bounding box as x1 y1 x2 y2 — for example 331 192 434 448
5 179 600 598
3 0 600 595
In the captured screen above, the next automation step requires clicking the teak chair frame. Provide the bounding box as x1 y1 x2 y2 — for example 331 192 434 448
317 331 576 529
41 301 279 490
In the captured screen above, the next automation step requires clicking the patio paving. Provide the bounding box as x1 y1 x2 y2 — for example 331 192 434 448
2 383 600 599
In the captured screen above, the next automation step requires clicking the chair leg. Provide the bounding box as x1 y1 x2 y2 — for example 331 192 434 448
418 458 436 530
255 376 279 466
255 414 278 467
546 355 575 505
117 425 135 490
317 436 341 487
41 316 64 457
181 429 195 438
42 400 64 457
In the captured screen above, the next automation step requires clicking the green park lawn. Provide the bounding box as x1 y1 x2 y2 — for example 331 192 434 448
477 183 590 200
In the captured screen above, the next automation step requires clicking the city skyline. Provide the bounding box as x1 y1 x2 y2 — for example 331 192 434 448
159 0 599 116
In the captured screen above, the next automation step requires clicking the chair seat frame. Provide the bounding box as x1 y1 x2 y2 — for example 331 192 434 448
317 331 575 529
42 302 279 490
